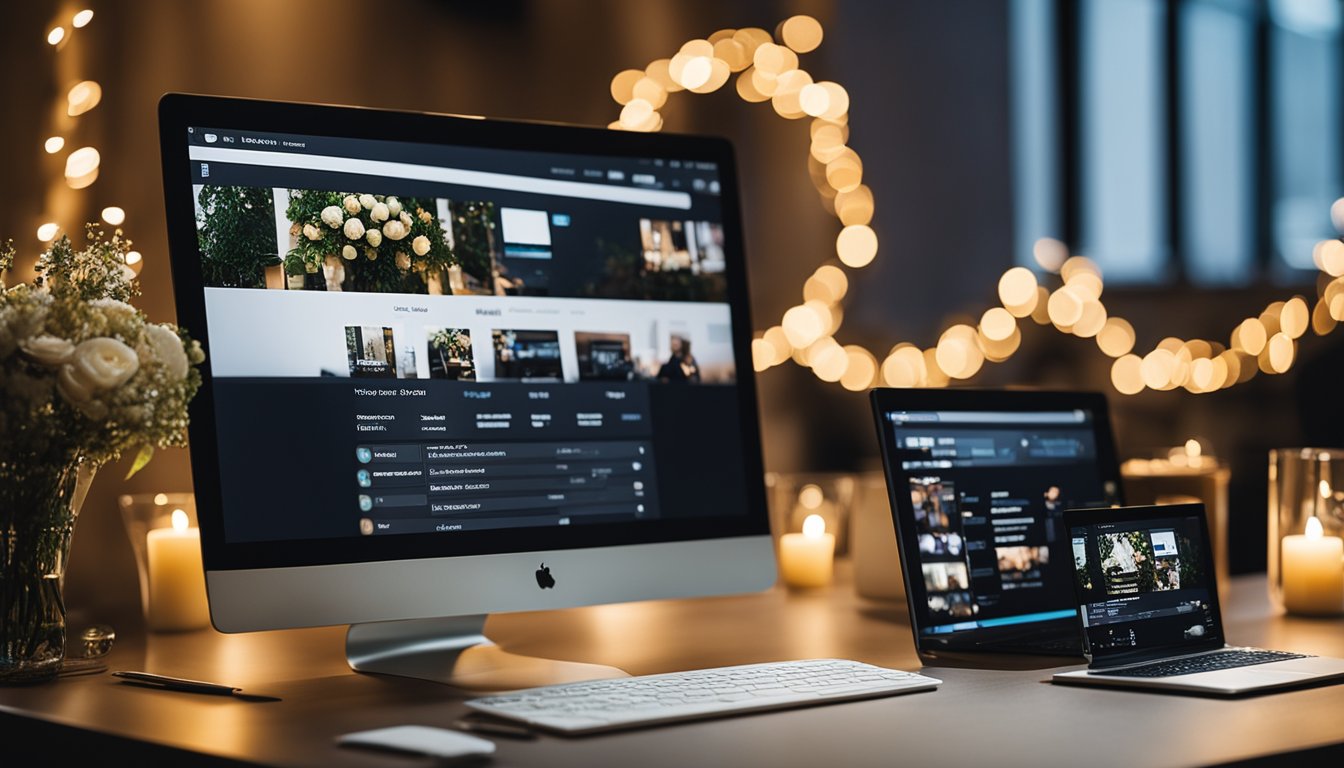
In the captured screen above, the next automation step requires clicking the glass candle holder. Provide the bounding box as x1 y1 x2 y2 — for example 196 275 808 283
764 472 855 556
1268 448 1344 616
1121 445 1231 592
117 493 211 631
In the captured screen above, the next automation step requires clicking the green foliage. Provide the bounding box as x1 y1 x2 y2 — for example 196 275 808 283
33 225 137 304
197 186 278 288
450 201 498 285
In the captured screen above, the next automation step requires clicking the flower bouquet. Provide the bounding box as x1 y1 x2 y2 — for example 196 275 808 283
0 227 203 682
285 192 455 293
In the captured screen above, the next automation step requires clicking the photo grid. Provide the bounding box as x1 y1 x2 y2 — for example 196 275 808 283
912 477 978 621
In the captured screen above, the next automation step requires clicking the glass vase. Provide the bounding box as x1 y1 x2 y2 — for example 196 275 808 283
0 459 94 683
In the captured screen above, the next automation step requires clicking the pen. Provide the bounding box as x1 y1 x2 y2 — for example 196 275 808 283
112 670 241 695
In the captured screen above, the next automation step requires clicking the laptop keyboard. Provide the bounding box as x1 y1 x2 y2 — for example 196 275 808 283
1093 649 1309 678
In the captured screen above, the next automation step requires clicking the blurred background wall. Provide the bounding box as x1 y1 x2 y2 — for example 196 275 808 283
1 0 1338 624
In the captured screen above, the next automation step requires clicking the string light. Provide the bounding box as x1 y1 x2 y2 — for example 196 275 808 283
44 136 65 154
47 27 65 46
73 9 94 28
101 206 126 226
608 17 1344 395
37 222 60 242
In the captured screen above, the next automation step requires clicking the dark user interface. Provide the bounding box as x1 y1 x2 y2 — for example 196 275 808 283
888 409 1118 635
186 126 749 544
1069 514 1218 657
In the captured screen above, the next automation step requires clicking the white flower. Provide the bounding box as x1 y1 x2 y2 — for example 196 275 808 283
418 209 433 223
19 335 75 367
412 235 431 256
365 228 383 247
321 206 343 228
58 363 93 404
145 324 189 381
366 247 378 261
395 251 411 271
121 264 138 284
342 244 357 260
383 220 408 241
70 337 140 391
386 197 402 217
399 211 412 229
343 195 361 215
343 217 366 240
303 223 322 241
359 194 376 210
370 202 390 223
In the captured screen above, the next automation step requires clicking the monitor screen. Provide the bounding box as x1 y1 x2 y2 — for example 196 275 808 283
883 407 1121 636
1068 509 1221 661
168 107 765 571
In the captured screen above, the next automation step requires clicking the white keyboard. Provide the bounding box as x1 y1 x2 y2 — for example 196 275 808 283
466 659 941 734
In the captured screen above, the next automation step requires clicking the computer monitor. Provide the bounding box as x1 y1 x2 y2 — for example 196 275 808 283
158 94 774 685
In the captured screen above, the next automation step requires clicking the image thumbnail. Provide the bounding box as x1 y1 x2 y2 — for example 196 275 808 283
427 328 475 381
575 332 635 381
656 334 702 383
639 219 726 275
996 545 1049 583
492 329 563 380
922 561 969 593
346 326 397 378
928 591 977 620
1099 531 1157 595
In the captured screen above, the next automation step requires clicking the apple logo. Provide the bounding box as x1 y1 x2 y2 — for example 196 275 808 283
535 563 556 589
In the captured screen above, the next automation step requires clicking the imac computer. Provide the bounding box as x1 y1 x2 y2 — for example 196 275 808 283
158 94 775 688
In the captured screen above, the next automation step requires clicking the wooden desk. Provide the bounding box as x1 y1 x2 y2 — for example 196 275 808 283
3 566 1343 767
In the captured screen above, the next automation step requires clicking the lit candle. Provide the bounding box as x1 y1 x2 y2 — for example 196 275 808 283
146 509 211 631
1281 516 1344 616
779 514 835 588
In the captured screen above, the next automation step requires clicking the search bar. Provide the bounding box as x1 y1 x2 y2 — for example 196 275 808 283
188 146 692 210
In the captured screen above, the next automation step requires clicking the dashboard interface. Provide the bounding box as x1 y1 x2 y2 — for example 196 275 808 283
885 408 1120 636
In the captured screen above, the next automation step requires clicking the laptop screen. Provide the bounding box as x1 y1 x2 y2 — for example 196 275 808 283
882 406 1120 638
1067 507 1223 663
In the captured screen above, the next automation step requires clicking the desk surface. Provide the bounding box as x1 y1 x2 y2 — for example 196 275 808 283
3 566 1343 767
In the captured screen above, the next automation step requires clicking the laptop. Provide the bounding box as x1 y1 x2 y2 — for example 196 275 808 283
1053 502 1344 694
871 389 1124 658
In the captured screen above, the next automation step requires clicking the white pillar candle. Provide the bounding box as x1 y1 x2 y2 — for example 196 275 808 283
146 509 211 631
779 514 835 588
1281 517 1344 616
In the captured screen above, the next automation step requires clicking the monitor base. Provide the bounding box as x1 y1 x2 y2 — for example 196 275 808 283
346 615 629 692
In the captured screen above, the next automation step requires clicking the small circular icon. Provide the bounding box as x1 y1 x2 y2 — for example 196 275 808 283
356 469 371 488
356 447 373 464
358 494 373 512
359 518 374 535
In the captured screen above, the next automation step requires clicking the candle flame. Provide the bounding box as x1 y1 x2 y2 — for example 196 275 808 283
153 493 168 506
802 514 826 538
1184 439 1201 458
1306 516 1324 539
1321 480 1332 499
171 509 188 532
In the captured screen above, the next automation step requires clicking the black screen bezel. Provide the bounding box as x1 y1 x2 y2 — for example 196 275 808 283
1063 502 1226 667
157 93 769 571
870 387 1125 650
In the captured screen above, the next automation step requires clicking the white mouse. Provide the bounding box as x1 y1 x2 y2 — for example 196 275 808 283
338 725 496 763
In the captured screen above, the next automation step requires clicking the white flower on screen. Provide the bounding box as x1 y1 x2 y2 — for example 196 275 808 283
386 197 402 217
395 251 411 271
321 206 343 228
70 337 140 391
343 195 361 215
342 244 358 260
412 235 431 256
398 211 412 229
366 247 379 261
145 324 189 381
343 217 366 240
418 209 433 223
303 223 322 241
19 335 75 367
383 220 408 241
365 228 383 247
359 194 376 210
371 202 390 223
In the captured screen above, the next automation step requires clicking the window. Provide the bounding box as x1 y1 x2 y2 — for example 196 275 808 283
1012 0 1344 286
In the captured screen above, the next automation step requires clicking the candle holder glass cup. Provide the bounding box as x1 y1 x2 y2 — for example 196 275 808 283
117 493 210 631
1269 448 1344 616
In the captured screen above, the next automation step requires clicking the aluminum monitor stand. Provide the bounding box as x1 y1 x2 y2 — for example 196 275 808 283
346 615 628 691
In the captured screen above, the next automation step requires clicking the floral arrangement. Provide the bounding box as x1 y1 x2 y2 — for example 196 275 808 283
0 227 204 480
285 191 455 293
429 328 470 361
